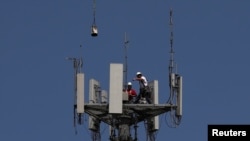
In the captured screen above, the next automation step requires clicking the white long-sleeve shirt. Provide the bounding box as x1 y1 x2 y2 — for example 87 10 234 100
138 76 148 88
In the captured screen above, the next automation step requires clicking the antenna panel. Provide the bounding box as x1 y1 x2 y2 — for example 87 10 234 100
89 116 100 131
122 91 128 101
89 79 101 103
109 125 112 137
148 80 159 104
177 76 183 116
76 73 84 114
148 80 159 131
101 90 108 103
109 63 123 114
171 73 176 87
88 79 101 131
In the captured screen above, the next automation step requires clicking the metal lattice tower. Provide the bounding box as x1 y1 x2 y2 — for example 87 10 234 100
68 7 183 141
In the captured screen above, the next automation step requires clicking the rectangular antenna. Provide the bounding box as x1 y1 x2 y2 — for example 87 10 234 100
88 78 101 130
89 116 100 131
148 80 159 131
171 73 176 87
122 91 128 101
76 73 84 114
101 90 108 103
109 63 123 114
177 76 183 116
89 79 101 103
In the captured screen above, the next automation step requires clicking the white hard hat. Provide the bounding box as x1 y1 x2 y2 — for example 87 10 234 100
127 82 132 85
136 72 142 75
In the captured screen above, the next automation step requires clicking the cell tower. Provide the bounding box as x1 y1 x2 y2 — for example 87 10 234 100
68 8 183 141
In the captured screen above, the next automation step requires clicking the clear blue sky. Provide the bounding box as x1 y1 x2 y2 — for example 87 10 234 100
1 0 250 141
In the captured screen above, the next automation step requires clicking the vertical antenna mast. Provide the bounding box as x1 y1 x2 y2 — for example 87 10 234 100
169 8 174 74
123 32 129 89
168 8 175 104
168 9 183 122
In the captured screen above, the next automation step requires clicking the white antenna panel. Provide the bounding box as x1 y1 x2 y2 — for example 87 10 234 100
88 79 101 131
171 73 176 87
148 80 159 130
177 76 183 116
122 91 128 101
89 116 100 131
109 125 112 137
89 79 100 103
76 73 84 114
148 80 159 104
101 90 108 103
109 63 123 114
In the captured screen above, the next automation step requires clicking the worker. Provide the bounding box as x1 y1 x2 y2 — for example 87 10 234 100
125 82 137 103
133 72 151 104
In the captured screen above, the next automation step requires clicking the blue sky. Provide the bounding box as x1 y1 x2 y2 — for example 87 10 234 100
1 0 250 141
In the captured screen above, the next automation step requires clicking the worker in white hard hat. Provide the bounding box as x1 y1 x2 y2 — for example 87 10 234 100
133 72 151 104
134 72 148 87
125 82 137 103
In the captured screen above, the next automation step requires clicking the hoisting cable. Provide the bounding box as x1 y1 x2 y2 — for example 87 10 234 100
92 0 96 26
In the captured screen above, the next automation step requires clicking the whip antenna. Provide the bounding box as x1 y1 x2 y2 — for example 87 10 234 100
123 32 129 90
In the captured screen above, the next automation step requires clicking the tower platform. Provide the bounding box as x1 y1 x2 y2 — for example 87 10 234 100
84 103 176 126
